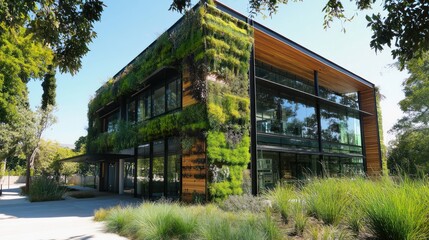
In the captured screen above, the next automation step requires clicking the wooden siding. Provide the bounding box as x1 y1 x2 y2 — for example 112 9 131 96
254 29 370 94
181 139 207 202
182 68 197 107
360 88 382 176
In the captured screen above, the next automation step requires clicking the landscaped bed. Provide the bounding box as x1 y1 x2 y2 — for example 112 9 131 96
94 177 429 240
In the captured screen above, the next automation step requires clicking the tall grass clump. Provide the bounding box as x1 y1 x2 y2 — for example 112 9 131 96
28 176 66 202
99 202 282 240
360 178 429 240
290 199 308 236
304 178 352 225
266 184 295 222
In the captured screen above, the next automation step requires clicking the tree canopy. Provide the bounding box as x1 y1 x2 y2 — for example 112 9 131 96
0 0 104 74
170 0 429 68
388 52 429 175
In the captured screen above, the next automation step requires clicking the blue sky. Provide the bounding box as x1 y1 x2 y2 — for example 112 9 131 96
27 0 408 147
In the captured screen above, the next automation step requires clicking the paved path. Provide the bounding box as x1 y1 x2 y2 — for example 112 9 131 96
0 184 141 240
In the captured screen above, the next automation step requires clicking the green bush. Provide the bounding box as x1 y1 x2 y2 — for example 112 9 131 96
28 176 66 202
360 178 429 240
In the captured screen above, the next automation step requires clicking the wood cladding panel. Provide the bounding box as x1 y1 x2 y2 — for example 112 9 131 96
181 139 207 202
182 80 197 107
254 29 370 94
360 89 382 176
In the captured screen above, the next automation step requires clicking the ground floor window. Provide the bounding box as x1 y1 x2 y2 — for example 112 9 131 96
137 137 181 199
256 150 364 192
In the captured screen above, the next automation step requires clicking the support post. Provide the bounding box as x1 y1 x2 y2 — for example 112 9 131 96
119 159 124 194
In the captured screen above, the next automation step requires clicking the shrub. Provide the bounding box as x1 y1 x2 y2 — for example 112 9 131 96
360 178 429 240
218 194 267 213
304 178 351 225
28 176 66 202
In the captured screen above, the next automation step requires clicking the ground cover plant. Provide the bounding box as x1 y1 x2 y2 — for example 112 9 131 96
95 177 429 240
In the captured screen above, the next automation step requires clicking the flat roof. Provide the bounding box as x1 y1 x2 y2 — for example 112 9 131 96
102 1 374 94
61 153 134 163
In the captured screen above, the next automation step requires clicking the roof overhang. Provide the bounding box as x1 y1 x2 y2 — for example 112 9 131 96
61 153 134 163
213 0 375 94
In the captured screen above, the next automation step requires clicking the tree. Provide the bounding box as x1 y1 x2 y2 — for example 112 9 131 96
22 106 56 189
388 52 429 175
170 0 429 68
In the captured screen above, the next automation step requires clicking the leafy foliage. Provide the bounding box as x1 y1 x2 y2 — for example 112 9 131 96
389 52 429 176
0 23 53 124
367 1 429 69
41 66 56 110
0 0 104 74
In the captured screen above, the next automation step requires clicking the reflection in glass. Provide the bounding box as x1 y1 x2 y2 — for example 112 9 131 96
255 61 314 94
320 105 362 154
167 78 181 111
167 154 180 198
106 110 119 133
153 86 165 116
137 92 151 121
152 140 165 198
124 161 135 194
137 144 150 198
126 101 136 122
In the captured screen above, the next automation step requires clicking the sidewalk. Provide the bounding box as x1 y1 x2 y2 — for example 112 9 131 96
0 184 141 240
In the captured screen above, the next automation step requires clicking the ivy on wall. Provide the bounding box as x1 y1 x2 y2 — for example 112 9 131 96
87 0 254 201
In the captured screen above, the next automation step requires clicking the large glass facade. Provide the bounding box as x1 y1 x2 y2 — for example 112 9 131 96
135 77 181 121
320 105 362 155
256 86 319 151
136 138 180 199
255 62 365 191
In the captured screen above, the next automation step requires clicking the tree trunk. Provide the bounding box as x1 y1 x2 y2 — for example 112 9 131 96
25 147 38 192
26 155 31 192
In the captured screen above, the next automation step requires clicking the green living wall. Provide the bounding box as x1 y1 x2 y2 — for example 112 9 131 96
86 0 254 201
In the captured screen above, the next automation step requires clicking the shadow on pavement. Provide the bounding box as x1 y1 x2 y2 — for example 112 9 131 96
0 185 142 219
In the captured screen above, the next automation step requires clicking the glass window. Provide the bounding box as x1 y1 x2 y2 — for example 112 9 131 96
137 92 151 121
137 144 150 198
256 86 318 153
126 100 136 122
152 86 165 116
321 105 362 154
105 110 119 133
347 112 361 146
167 154 180 198
167 78 181 111
319 87 359 109
255 61 314 94
152 140 165 198
256 86 317 139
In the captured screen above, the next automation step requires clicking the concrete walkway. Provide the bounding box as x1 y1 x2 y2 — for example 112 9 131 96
0 184 142 240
